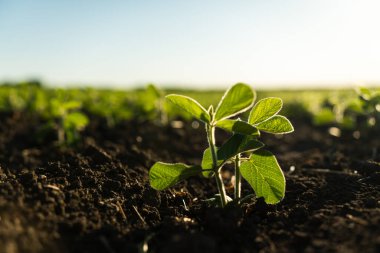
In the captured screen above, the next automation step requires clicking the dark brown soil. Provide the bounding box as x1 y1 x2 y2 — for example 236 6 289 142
0 112 379 253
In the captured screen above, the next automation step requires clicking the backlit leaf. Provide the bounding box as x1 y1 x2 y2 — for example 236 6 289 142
216 119 259 136
218 134 264 161
240 150 285 204
214 83 255 121
166 94 210 123
248 97 282 124
201 148 222 178
255 115 294 134
64 112 89 130
149 162 202 190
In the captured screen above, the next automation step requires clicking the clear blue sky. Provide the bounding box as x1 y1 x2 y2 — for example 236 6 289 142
1 0 380 88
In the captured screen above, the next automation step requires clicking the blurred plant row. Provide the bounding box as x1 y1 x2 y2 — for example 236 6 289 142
313 87 380 137
0 80 379 145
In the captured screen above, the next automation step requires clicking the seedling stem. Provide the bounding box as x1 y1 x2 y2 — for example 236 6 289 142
206 123 227 207
234 154 241 202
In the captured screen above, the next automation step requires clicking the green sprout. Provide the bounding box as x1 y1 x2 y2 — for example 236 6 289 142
351 87 380 131
139 84 168 125
149 83 294 207
47 99 89 145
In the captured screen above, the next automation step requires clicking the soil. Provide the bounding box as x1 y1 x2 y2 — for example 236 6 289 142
0 112 379 253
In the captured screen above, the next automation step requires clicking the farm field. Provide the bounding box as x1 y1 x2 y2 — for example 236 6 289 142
0 82 379 253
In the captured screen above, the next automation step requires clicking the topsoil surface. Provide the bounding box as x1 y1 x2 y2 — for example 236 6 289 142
0 112 379 253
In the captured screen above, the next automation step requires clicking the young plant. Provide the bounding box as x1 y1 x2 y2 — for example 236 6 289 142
351 87 380 131
47 99 89 145
149 83 294 207
142 84 168 125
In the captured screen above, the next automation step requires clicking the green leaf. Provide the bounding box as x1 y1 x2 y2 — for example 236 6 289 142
248 97 283 124
146 84 162 98
218 134 264 161
346 99 364 113
313 108 335 125
201 135 263 178
357 87 372 100
62 100 82 111
201 148 222 178
166 94 210 123
255 115 294 134
149 162 202 190
214 83 255 121
240 150 285 204
216 119 259 136
201 148 213 178
64 112 89 130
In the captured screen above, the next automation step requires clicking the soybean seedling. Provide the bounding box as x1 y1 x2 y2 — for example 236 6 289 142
140 84 168 125
47 99 89 145
351 87 380 131
149 83 294 207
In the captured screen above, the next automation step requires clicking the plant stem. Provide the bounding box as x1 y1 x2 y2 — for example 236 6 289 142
207 125 218 170
234 154 241 202
215 173 227 207
58 117 65 144
206 124 227 207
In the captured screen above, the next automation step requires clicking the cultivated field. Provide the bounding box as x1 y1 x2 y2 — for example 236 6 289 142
0 82 379 253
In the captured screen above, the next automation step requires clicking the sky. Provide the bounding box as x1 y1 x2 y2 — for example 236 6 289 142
0 0 380 89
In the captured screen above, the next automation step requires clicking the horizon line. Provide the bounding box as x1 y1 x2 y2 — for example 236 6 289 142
1 78 380 90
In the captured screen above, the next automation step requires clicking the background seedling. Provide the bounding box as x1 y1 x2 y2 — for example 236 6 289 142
149 83 294 207
46 97 89 145
350 87 380 131
135 84 168 125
